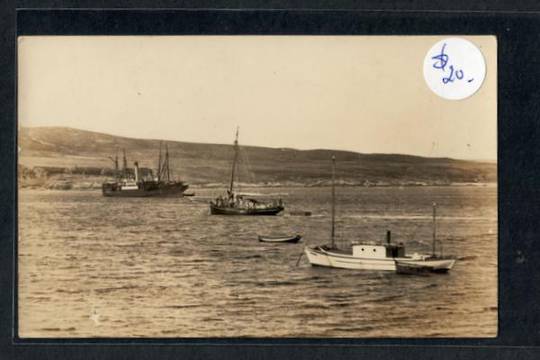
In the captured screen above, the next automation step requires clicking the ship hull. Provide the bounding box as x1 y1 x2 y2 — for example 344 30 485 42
102 182 189 197
304 246 455 272
258 235 302 243
210 204 284 216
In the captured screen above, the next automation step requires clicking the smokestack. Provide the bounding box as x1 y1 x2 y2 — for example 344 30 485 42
134 162 140 182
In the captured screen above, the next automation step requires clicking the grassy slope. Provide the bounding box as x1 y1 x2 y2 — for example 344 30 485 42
18 126 496 186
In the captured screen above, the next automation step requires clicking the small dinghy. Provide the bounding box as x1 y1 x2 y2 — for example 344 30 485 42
395 260 434 275
395 257 455 275
258 235 302 243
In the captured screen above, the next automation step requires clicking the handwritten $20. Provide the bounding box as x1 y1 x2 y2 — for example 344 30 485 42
431 43 474 84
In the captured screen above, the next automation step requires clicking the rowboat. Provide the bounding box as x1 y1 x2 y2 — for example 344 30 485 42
394 261 432 275
258 235 302 243
395 257 456 275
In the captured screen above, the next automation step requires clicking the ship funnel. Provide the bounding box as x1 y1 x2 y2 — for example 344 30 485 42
134 161 140 182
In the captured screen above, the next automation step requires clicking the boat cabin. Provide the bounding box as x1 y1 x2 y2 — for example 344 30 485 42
385 243 406 258
352 243 405 259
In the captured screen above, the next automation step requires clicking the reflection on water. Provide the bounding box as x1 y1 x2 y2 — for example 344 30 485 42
18 186 497 337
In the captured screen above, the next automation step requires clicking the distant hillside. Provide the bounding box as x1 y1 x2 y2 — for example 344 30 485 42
18 126 496 187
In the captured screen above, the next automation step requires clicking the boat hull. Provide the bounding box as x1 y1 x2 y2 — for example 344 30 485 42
102 182 189 197
396 258 456 273
395 262 432 275
304 246 455 272
305 246 397 270
210 204 284 216
258 235 302 243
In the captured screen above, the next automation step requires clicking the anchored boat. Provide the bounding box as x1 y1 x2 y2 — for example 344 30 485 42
209 128 284 215
394 259 450 275
258 234 302 243
304 156 456 272
102 145 189 197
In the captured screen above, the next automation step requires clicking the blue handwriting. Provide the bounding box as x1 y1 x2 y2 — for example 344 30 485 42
431 43 473 84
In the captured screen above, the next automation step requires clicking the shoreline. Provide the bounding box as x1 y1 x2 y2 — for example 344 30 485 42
18 182 498 192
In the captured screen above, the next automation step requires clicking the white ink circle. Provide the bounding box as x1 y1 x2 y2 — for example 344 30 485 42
423 38 486 100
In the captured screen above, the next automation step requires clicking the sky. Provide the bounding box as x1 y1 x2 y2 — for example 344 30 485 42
18 35 497 160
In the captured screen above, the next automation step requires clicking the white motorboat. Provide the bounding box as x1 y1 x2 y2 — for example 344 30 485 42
305 242 402 271
304 237 455 272
303 156 456 273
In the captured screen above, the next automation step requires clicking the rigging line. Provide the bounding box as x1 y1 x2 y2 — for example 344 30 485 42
406 144 439 246
235 146 243 193
406 129 443 243
239 145 257 185
229 127 240 194
170 155 174 181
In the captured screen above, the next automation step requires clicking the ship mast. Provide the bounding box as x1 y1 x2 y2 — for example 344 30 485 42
157 142 162 182
165 144 171 182
122 149 128 178
331 155 336 249
107 150 119 179
229 127 239 195
114 151 119 178
432 202 437 256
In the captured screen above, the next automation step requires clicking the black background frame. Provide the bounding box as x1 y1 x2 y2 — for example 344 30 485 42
2 1 540 359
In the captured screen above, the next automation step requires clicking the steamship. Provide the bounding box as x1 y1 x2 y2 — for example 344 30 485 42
102 144 189 197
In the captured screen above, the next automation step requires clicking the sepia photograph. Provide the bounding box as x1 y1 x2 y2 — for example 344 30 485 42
17 35 497 338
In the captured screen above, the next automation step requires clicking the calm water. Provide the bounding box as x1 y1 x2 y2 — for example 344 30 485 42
18 186 497 338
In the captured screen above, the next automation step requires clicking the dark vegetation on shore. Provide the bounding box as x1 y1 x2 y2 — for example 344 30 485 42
18 126 496 190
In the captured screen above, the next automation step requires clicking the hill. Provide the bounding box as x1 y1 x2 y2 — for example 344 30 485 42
18 126 497 188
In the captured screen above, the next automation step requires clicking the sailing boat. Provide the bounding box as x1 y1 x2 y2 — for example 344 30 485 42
209 128 284 215
102 143 189 197
304 156 456 272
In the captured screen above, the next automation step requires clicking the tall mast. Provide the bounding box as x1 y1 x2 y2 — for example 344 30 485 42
331 155 336 249
165 144 170 182
432 202 437 256
122 149 127 178
229 127 239 195
108 151 120 179
114 151 118 177
157 142 162 182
